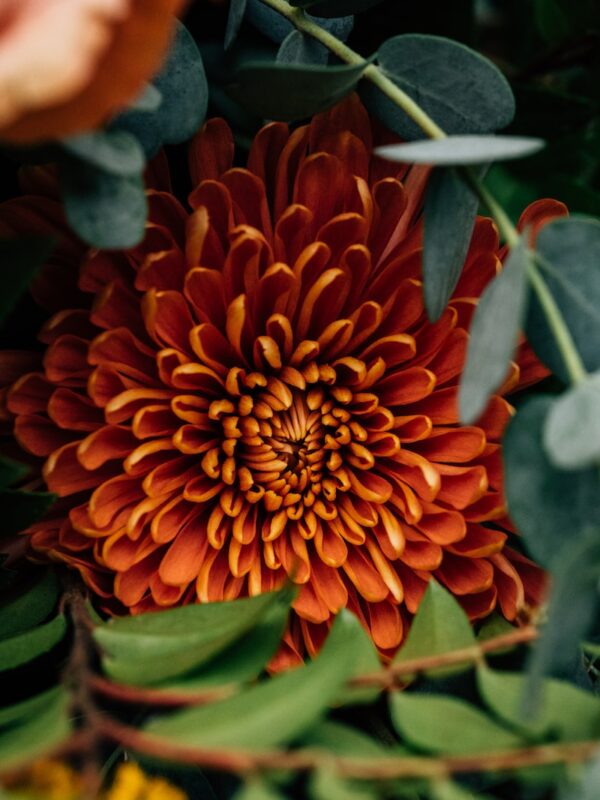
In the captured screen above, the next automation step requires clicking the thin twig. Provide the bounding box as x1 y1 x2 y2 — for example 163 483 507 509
89 675 235 708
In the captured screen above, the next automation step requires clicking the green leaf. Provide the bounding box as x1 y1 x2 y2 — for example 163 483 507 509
128 83 162 113
459 239 530 424
527 216 600 382
561 752 600 800
0 615 67 672
376 136 544 166
143 611 363 750
0 238 55 325
544 372 600 470
390 692 524 754
277 31 329 66
310 767 377 800
225 0 248 50
302 719 397 757
228 59 370 122
0 570 59 640
60 130 145 176
0 689 71 772
289 0 384 16
245 1 353 45
0 456 28 491
431 782 494 800
364 35 514 140
394 581 476 677
0 687 63 729
114 21 208 156
156 596 291 692
60 164 147 249
95 588 292 686
1 489 56 537
422 168 479 321
477 665 600 741
503 396 600 567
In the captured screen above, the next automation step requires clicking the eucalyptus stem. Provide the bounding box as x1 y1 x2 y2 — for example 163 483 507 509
259 0 588 388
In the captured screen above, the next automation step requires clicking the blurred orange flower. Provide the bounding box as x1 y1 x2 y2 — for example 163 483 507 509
0 97 562 664
0 0 186 144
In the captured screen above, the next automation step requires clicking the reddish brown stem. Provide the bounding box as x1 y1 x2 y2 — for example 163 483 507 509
89 674 234 707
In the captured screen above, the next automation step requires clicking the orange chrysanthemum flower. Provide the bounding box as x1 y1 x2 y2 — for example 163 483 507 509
0 98 562 664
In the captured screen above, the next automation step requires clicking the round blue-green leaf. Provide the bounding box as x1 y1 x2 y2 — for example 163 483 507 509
527 216 600 382
60 163 147 249
60 130 145 176
277 30 329 66
503 395 600 567
364 34 515 140
290 0 384 16
544 372 600 470
225 0 248 50
246 0 353 44
376 136 544 166
228 59 370 121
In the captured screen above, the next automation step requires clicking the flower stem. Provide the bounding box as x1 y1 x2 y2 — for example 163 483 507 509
258 0 588 387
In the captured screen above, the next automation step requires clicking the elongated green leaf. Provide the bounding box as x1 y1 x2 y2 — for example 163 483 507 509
503 396 600 567
431 782 494 800
527 216 600 381
0 238 55 324
157 597 290 692
290 0 384 16
390 692 524 754
311 767 377 800
364 35 514 140
393 581 476 678
334 612 381 706
477 665 600 741
60 130 145 176
233 781 287 800
96 589 291 686
277 31 329 66
422 167 479 321
459 239 530 424
0 615 67 672
144 611 362 750
0 689 71 772
60 164 147 249
302 719 397 757
0 687 63 729
0 456 28 491
0 570 59 640
1 489 56 536
376 136 544 166
225 0 248 50
228 59 369 122
115 21 208 156
561 752 600 800
544 372 600 469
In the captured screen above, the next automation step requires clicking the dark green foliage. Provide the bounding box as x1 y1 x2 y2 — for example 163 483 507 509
0 237 55 324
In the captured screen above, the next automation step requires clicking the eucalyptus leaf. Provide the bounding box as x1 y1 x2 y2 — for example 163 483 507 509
96 588 292 686
459 239 530 424
390 692 524 754
246 0 353 44
376 136 544 166
0 570 59 640
128 83 162 113
364 35 515 140
225 0 248 50
277 31 329 66
1 489 56 536
527 216 600 381
503 396 600 567
144 611 363 750
393 580 476 678
0 238 55 325
422 167 479 321
543 372 600 470
290 0 384 16
60 130 145 176
0 689 71 772
477 665 600 741
0 615 67 672
60 163 147 249
114 20 208 156
228 59 370 121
